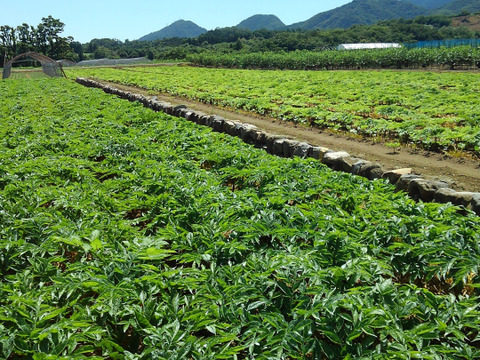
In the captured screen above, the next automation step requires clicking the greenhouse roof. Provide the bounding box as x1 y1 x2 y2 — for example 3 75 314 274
337 43 401 50
75 57 150 67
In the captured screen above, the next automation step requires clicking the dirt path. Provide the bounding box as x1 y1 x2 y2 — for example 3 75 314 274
97 79 480 193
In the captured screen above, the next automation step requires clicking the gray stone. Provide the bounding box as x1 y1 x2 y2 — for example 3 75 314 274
210 115 225 132
470 194 480 216
254 131 268 148
186 110 201 123
434 189 480 214
149 100 163 112
177 108 188 118
434 188 462 205
272 138 286 156
323 151 350 162
239 124 258 143
163 105 175 115
265 134 284 154
451 191 474 208
159 101 170 112
222 120 237 135
351 160 383 180
204 115 213 127
283 139 299 158
369 166 385 180
395 174 422 193
233 122 245 137
382 168 413 185
310 147 332 161
351 160 369 175
137 95 148 105
293 142 312 158
323 151 358 172
408 179 449 202
197 115 209 125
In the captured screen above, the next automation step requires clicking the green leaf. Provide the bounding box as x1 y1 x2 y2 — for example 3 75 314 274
322 330 342 345
247 301 267 311
137 247 174 260
206 325 216 335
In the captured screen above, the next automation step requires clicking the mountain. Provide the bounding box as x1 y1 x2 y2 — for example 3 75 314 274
136 0 480 41
289 0 427 30
403 0 452 9
433 0 480 15
139 20 207 41
237 15 286 31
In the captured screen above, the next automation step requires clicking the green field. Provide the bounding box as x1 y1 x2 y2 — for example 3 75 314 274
187 47 480 71
66 66 480 154
1 78 480 358
6 69 50 79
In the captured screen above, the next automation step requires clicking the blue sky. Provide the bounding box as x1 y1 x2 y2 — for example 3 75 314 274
0 0 351 43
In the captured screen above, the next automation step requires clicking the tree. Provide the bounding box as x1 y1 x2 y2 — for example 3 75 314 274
94 46 117 59
16 23 35 54
233 39 243 51
0 25 17 58
70 41 85 61
1 16 74 61
147 49 155 60
34 16 71 58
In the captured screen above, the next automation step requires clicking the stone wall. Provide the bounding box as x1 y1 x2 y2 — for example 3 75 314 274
75 77 480 216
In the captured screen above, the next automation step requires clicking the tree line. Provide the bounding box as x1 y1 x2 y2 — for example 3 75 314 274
2 12 479 67
0 16 82 67
83 14 480 62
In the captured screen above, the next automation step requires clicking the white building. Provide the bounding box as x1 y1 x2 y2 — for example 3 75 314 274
337 43 402 50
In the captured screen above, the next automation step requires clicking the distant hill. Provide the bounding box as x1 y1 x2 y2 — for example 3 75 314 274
289 0 426 30
237 15 286 31
403 0 451 9
432 0 480 15
139 20 207 41
136 0 480 42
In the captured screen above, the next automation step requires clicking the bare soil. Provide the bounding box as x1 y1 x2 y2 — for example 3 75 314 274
96 79 480 193
452 15 480 32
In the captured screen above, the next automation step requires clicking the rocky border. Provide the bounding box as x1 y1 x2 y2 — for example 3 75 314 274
76 77 480 216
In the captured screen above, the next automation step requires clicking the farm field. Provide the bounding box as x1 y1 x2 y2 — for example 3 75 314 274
66 66 480 156
7 69 50 80
1 78 480 358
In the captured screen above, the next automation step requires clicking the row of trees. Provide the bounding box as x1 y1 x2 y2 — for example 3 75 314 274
188 46 480 71
2 12 479 67
0 16 82 67
81 14 480 62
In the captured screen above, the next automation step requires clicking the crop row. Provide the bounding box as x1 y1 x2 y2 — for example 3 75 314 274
1 78 480 359
66 66 480 154
187 47 480 71
76 76 480 214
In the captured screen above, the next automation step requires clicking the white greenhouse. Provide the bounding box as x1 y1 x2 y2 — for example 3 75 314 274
337 43 402 50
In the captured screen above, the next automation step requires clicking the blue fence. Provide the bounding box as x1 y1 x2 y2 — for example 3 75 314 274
404 38 480 49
